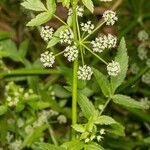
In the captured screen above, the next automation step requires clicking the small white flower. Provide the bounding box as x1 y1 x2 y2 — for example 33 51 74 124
138 30 149 41
49 110 59 116
91 34 117 52
57 115 67 124
97 135 103 142
107 61 120 76
100 129 105 135
81 21 94 34
138 45 148 60
8 139 22 150
140 97 150 109
6 132 13 143
130 63 139 74
17 118 24 128
142 71 150 85
107 34 117 48
146 59 150 67
68 6 84 17
85 138 90 143
78 65 93 80
64 45 79 62
60 29 74 45
40 26 54 42
25 125 33 134
90 135 96 141
40 51 55 68
103 10 118 25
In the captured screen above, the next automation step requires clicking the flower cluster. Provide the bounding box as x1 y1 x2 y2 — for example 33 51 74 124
103 10 118 25
5 82 35 107
40 26 54 42
40 51 55 67
91 34 117 53
107 61 121 76
60 28 74 44
78 65 93 80
142 70 150 85
138 45 148 60
64 45 79 62
68 5 84 17
81 21 94 34
138 30 149 41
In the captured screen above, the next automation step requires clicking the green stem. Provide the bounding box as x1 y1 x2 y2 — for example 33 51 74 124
54 14 68 26
100 98 111 115
0 69 59 78
82 44 108 65
72 4 78 140
55 50 65 57
46 121 58 146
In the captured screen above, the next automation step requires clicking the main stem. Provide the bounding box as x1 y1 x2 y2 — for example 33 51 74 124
72 4 78 139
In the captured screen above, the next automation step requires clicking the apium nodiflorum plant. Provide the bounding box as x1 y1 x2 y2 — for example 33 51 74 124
21 0 148 149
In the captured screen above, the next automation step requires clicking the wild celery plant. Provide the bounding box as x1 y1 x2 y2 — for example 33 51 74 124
20 0 148 149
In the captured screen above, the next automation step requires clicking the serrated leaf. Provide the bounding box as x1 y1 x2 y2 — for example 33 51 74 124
47 25 68 48
77 92 96 119
61 140 84 150
111 38 129 93
93 68 111 97
72 124 85 133
94 115 117 125
21 0 47 11
112 94 146 109
27 11 53 26
36 142 64 150
82 0 94 13
46 0 56 13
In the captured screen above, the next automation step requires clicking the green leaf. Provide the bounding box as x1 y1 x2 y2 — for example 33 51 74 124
62 0 70 8
0 105 8 116
82 0 94 13
47 25 68 48
36 142 64 150
93 68 111 97
111 38 129 93
107 123 125 136
86 143 104 150
61 140 84 150
27 11 53 26
94 115 117 125
72 124 85 133
0 31 14 40
77 92 96 119
22 125 47 148
46 0 56 13
19 40 29 59
112 94 146 109
21 0 47 11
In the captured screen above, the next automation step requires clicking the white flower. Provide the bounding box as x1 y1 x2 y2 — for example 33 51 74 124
90 135 96 141
40 51 55 67
140 97 150 109
130 63 139 74
40 26 54 42
107 34 117 48
97 135 103 142
17 118 24 128
138 45 148 60
57 115 67 124
64 45 79 62
68 6 84 17
138 30 149 41
49 109 59 116
107 61 120 76
85 138 90 143
25 125 33 134
8 139 22 150
81 21 94 34
7 97 19 107
91 34 117 52
78 65 93 80
146 59 150 67
60 29 74 44
6 132 13 143
142 71 150 85
103 10 118 25
100 129 105 135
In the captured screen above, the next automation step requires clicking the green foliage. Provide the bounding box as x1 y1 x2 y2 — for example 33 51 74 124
82 0 94 13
